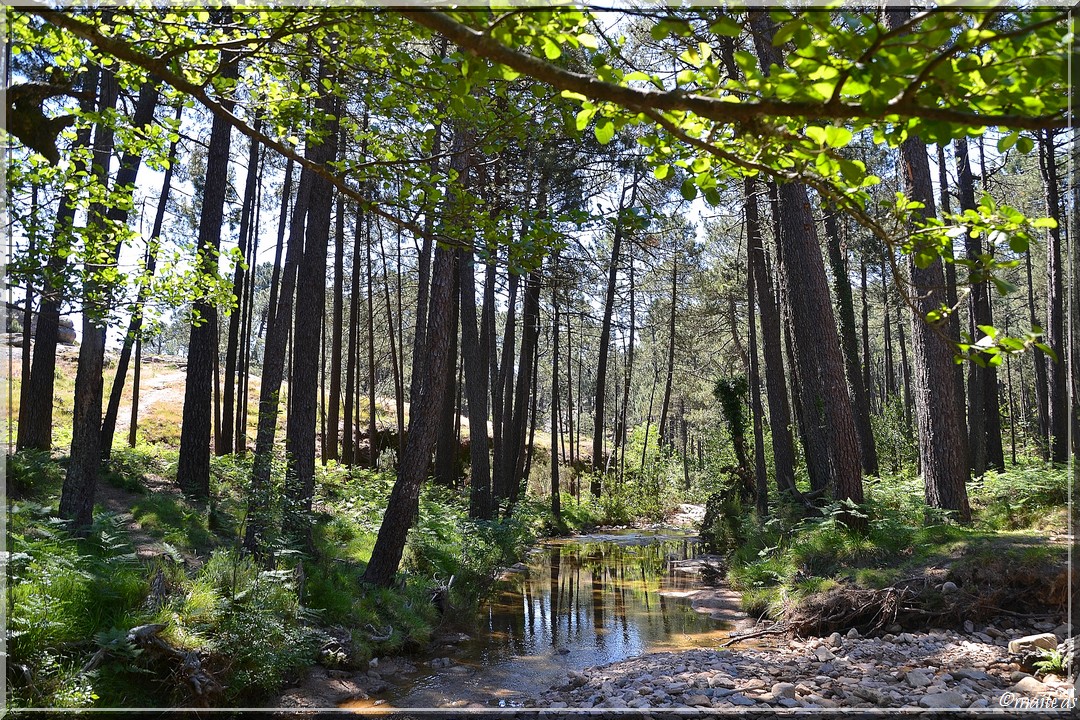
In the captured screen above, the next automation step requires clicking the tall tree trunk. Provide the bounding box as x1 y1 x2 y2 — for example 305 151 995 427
565 307 575 468
509 270 542 507
494 271 520 502
746 195 768 517
746 179 798 498
889 9 971 521
101 99 179 461
753 13 863 515
128 336 142 447
178 32 238 499
326 134 346 463
375 221 404 451
59 64 120 528
21 65 98 453
550 254 562 525
266 159 294 334
219 121 261 456
236 150 263 454
823 209 879 476
362 240 457 587
434 258 461 485
343 201 363 466
365 215 379 469
860 257 874 413
592 172 639 482
657 254 677 451
954 138 1000 476
243 140 317 554
617 251 636 488
281 70 338 545
1038 129 1067 463
937 144 968 440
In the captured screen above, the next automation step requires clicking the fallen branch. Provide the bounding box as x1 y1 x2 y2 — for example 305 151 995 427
82 624 221 705
720 623 791 648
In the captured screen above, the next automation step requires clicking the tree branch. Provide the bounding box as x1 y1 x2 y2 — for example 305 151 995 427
400 10 1067 131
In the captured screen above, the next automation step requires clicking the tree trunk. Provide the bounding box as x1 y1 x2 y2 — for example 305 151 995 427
362 240 457 587
178 35 238 499
746 179 798 498
657 254 677 452
1038 129 1067 463
617 249 636 488
243 145 317 554
753 13 863 515
280 73 338 544
219 121 261 456
823 209 879 476
236 150 263 454
494 270 519 502
434 257 461 485
550 254 562 525
860 258 874 413
59 65 120 529
746 193 769 517
593 172 639 481
509 270 542 507
101 97 178 461
887 10 971 521
343 203 363 466
954 138 1001 476
21 65 98 453
937 144 968 441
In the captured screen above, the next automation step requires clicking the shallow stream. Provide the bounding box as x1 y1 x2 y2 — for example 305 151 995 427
345 530 748 708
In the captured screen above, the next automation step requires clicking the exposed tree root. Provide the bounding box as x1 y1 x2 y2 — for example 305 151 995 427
82 624 221 706
789 560 1071 637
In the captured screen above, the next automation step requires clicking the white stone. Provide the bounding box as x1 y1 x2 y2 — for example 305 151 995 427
1008 633 1058 654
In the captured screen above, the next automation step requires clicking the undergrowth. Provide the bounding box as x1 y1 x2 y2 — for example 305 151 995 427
4 446 567 708
715 463 1069 623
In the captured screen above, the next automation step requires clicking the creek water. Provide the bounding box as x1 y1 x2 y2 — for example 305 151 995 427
345 530 748 709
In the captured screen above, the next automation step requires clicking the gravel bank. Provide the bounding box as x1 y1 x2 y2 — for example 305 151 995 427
529 625 1076 710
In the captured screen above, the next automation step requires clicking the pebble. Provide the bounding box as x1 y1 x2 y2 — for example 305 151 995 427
530 625 1075 710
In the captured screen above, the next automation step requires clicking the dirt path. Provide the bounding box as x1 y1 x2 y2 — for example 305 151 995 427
111 368 188 435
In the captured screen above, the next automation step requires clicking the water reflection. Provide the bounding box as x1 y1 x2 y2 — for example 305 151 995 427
381 531 740 708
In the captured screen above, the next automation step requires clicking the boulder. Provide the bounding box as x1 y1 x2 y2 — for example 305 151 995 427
918 691 967 709
1008 633 1058 655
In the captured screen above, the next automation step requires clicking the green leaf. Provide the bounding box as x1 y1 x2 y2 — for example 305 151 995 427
1016 136 1034 154
541 36 562 60
996 131 1018 153
594 117 615 145
576 33 598 50
824 126 853 148
1008 235 1029 253
709 17 743 37
575 107 595 132
653 164 671 180
680 177 697 201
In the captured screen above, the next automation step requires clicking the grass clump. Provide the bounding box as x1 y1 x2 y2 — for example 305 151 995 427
718 461 1070 625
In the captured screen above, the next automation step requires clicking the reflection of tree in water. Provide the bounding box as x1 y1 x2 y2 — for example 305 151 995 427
483 536 721 661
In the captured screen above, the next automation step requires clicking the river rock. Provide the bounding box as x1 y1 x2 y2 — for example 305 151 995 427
941 581 959 594
771 682 796 699
742 678 767 691
1010 676 1050 694
827 632 843 648
1008 633 1058 655
708 674 734 689
686 694 712 706
814 646 836 662
726 693 755 706
905 670 932 688
918 691 967 709
952 668 993 683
